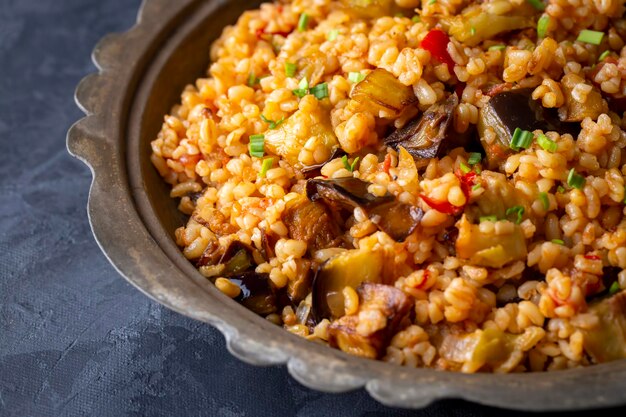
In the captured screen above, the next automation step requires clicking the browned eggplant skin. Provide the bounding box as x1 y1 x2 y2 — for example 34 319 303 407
306 177 423 242
327 282 414 359
282 195 343 252
384 93 459 160
477 88 579 168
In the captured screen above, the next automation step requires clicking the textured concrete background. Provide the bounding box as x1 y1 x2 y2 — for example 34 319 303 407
0 0 624 416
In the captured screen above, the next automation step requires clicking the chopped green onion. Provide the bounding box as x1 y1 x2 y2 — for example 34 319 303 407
298 13 309 32
348 72 366 83
327 29 339 41
623 185 626 204
537 134 558 152
567 168 585 190
557 185 565 194
248 134 265 158
293 77 309 98
247 72 259 87
260 114 284 130
470 26 476 36
609 281 621 295
472 183 482 191
526 0 545 11
480 215 498 222
310 82 329 100
552 239 565 245
467 152 482 165
537 15 550 39
412 16 421 23
459 162 471 174
510 128 534 151
259 158 274 177
428 0 436 4
598 50 612 62
342 155 360 173
506 205 525 224
285 62 297 77
488 45 506 51
577 29 604 45
538 192 549 210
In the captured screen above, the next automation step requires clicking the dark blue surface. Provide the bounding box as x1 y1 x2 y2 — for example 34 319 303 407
0 0 623 416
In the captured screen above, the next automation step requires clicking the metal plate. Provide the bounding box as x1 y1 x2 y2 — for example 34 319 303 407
66 0 626 410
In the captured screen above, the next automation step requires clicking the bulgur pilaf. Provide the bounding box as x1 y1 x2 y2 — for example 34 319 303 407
151 0 626 373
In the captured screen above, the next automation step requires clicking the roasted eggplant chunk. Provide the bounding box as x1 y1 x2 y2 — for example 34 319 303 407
582 290 626 363
282 194 343 252
350 68 417 118
385 94 459 161
227 271 278 315
327 282 414 359
306 177 423 242
312 248 386 319
477 88 578 168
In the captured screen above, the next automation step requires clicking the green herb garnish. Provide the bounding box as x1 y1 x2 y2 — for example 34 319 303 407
259 157 274 177
537 15 550 39
342 155 360 172
285 62 297 77
298 13 309 32
557 185 565 194
488 45 506 51
510 128 534 151
293 77 309 98
327 29 339 41
480 215 498 222
552 239 565 245
506 205 525 224
598 50 612 62
472 183 482 191
310 82 329 100
467 152 482 165
248 134 265 158
348 72 366 83
460 162 471 174
609 281 621 295
567 168 585 190
260 114 285 130
247 72 259 87
537 134 558 152
577 30 604 45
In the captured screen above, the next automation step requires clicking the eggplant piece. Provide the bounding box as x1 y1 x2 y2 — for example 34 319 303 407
455 215 527 268
219 241 256 276
227 271 278 315
582 290 626 363
306 177 423 242
560 73 608 122
264 104 338 166
197 240 223 267
287 258 314 304
327 282 414 359
477 88 578 168
312 248 386 319
350 69 417 118
441 12 533 47
439 328 517 370
282 194 343 252
384 94 460 161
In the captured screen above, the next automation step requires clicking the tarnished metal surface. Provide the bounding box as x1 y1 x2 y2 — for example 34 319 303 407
66 0 626 410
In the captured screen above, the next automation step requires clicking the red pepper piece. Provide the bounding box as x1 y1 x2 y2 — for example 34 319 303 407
455 170 477 201
383 153 392 175
584 255 601 260
420 29 456 72
419 194 463 215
